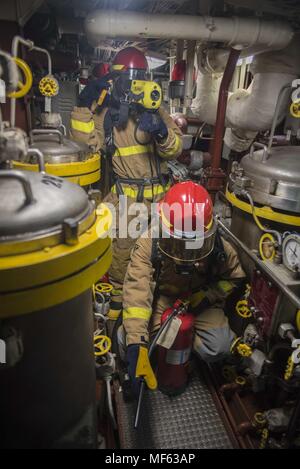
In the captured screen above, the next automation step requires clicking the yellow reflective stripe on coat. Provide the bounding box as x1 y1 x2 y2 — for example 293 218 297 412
71 119 95 133
190 290 206 308
123 307 152 321
111 182 170 199
114 144 153 157
157 132 181 157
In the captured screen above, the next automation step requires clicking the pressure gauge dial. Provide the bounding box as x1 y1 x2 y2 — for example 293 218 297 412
282 234 300 273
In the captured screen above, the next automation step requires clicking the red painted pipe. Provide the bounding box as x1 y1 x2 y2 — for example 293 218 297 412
210 48 241 169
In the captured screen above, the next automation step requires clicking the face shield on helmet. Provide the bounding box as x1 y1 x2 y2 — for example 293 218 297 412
111 47 149 97
157 182 216 272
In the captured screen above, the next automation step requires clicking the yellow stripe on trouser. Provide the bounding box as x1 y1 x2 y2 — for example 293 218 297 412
108 309 122 320
157 132 181 157
190 290 206 308
71 119 95 133
114 144 153 157
123 307 152 321
111 182 170 199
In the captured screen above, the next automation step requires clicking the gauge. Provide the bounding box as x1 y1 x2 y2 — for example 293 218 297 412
282 234 300 273
259 233 276 261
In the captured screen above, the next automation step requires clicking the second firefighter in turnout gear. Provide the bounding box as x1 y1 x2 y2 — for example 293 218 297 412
121 181 245 393
70 47 182 325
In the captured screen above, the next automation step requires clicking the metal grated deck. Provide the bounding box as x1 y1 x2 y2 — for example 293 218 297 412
113 367 233 449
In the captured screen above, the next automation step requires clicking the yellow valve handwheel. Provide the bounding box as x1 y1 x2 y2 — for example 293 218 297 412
94 335 112 357
254 412 267 428
39 75 59 97
236 299 252 319
7 57 33 99
235 376 246 386
95 282 113 294
237 343 253 357
284 354 295 381
290 99 300 118
259 428 269 450
259 233 276 261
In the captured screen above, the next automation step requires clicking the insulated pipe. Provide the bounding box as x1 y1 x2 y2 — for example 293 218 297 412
85 10 293 52
210 48 240 169
184 40 196 109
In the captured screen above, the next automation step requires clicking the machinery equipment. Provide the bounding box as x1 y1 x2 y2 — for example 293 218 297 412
7 36 101 189
0 45 112 448
0 167 112 448
13 128 101 188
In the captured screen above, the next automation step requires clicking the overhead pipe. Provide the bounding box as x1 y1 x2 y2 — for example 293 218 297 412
210 48 241 169
85 9 293 52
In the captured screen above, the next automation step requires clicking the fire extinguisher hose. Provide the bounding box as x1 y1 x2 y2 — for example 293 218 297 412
134 303 185 429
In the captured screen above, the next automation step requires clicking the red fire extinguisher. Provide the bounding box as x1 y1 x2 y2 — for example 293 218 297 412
157 299 194 396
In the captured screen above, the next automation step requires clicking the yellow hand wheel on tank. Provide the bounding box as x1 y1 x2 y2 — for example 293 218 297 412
39 75 59 97
94 335 112 357
7 57 33 99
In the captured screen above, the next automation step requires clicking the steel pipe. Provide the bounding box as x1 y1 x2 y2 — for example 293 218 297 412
85 10 293 52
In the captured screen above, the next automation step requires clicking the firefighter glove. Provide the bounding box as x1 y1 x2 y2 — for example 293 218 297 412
138 111 168 141
78 78 110 109
126 344 157 396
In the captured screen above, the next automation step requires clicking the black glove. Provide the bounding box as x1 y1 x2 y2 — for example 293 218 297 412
126 344 157 397
138 111 168 141
78 78 110 109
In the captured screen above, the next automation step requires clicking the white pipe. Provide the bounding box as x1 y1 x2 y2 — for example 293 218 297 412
184 41 196 109
192 35 300 151
85 9 293 52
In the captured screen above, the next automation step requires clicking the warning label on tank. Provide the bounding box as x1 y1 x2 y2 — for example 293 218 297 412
166 347 192 365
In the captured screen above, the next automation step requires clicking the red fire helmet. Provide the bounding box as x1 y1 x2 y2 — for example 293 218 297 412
112 47 148 79
158 181 216 264
92 62 110 79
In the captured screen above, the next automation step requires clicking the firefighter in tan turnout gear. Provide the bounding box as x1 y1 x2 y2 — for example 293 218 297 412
121 181 246 393
70 47 182 324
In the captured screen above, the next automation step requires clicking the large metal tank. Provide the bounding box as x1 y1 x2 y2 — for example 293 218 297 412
0 169 112 448
227 144 300 262
226 144 300 339
13 129 101 188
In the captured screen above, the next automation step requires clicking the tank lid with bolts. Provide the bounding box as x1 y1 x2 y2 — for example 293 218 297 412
0 169 95 255
28 129 90 163
236 145 300 213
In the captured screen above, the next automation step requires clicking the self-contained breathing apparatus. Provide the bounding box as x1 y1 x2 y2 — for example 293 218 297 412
98 47 167 200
